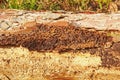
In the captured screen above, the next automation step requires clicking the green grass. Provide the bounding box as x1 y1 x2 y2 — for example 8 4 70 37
6 0 37 10
0 0 117 12
97 0 111 9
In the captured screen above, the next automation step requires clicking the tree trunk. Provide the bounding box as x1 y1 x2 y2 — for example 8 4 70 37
0 9 120 80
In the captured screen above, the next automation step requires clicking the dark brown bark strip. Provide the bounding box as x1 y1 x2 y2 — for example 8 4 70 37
0 23 112 52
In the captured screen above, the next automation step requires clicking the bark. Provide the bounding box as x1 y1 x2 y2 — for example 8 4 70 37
0 9 120 80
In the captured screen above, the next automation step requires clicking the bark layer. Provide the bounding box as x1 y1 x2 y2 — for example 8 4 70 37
0 23 112 52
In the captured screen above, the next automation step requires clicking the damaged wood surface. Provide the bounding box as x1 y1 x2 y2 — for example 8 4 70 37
0 22 112 52
0 47 120 80
0 9 120 80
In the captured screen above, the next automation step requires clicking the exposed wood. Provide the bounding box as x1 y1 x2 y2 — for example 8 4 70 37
0 9 120 80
